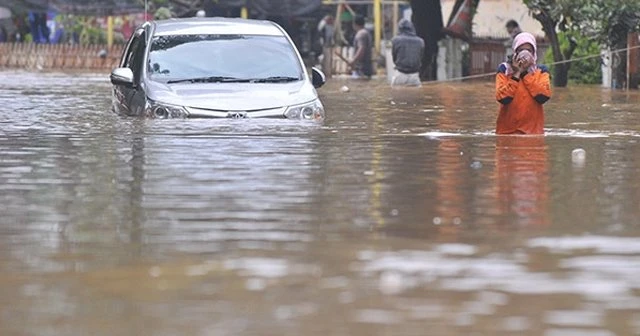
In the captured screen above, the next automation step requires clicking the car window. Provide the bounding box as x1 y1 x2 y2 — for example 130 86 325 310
126 33 146 83
120 33 137 68
123 33 141 68
147 34 303 82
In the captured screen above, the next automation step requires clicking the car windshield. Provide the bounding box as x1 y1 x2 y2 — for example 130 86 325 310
148 34 303 83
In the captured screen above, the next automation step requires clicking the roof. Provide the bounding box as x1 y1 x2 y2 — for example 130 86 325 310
152 17 284 37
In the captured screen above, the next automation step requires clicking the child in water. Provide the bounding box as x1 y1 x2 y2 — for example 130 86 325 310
495 32 551 134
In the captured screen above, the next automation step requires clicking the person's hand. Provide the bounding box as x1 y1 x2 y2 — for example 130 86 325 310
516 50 534 70
510 60 521 77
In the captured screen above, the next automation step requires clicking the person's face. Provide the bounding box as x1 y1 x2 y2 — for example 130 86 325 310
515 43 534 55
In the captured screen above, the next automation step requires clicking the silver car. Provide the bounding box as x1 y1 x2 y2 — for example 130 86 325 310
110 17 326 120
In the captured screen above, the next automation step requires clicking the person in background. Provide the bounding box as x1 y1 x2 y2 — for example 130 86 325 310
0 26 7 42
506 20 522 38
495 32 551 135
316 14 335 74
390 18 424 87
347 15 372 79
37 12 50 43
317 14 335 48
504 19 522 60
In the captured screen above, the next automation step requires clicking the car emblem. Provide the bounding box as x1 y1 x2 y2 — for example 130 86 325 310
228 111 247 119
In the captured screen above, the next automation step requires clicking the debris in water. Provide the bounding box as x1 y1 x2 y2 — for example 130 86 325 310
572 148 586 163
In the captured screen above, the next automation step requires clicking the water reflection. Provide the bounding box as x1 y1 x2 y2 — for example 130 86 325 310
494 136 549 229
434 138 466 238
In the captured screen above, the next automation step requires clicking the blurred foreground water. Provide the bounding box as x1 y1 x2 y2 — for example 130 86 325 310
1 71 639 335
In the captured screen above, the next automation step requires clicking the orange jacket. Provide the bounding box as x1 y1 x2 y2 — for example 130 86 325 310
495 64 551 134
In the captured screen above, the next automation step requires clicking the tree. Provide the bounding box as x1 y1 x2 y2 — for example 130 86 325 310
524 0 640 87
578 0 640 88
523 0 577 87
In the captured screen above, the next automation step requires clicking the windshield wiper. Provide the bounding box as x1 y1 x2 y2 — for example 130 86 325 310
167 76 250 84
248 76 301 83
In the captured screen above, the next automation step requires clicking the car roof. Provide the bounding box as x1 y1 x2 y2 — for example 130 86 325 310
152 17 285 37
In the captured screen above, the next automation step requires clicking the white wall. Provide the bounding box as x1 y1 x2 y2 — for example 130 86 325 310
441 0 545 38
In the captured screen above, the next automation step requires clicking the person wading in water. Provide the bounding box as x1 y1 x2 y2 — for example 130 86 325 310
495 32 551 135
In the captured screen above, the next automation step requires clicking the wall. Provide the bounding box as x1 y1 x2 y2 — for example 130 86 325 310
441 0 544 38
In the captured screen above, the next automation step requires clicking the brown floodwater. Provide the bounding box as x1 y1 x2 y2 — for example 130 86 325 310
1 71 640 336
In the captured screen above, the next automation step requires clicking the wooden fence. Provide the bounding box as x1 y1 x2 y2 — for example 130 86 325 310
0 43 123 71
468 38 550 78
0 42 353 75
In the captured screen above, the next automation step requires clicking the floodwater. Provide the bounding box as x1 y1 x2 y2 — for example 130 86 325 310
1 71 640 336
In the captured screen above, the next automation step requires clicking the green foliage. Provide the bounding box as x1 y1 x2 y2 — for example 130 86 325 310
584 0 640 47
137 0 186 17
154 7 172 20
543 32 601 84
524 0 640 48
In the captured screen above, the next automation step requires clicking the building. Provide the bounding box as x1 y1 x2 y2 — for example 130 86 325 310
441 0 544 39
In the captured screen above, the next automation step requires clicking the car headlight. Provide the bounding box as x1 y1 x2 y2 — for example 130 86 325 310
284 99 325 121
145 99 188 119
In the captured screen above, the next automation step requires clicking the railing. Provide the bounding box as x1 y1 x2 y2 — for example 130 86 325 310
0 43 124 71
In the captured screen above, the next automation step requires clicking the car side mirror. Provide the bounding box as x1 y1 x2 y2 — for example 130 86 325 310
110 67 134 87
311 67 326 88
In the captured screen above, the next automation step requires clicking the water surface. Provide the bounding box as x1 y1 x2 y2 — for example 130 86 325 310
1 71 640 335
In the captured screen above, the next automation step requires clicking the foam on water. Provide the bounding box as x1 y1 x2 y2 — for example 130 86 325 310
415 129 640 138
358 238 640 301
528 236 640 254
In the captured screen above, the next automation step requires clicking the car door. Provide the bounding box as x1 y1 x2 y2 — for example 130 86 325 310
112 31 137 115
117 28 147 116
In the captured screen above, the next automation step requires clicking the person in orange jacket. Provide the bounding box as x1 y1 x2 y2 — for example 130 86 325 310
495 32 551 134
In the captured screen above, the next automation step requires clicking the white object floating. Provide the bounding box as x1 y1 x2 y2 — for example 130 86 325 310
379 271 405 295
572 148 586 163
339 85 350 93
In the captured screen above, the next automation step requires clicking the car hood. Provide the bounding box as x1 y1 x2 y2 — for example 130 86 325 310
145 80 318 111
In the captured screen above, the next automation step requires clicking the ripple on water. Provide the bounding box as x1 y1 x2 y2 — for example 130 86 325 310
528 236 640 254
358 242 639 303
544 310 604 327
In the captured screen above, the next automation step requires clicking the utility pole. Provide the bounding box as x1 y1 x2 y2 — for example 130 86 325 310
374 0 381 53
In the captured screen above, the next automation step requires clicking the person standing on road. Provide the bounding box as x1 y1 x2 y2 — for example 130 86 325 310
390 18 424 87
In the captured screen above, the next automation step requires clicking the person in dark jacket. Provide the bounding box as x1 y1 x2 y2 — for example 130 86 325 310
391 18 424 86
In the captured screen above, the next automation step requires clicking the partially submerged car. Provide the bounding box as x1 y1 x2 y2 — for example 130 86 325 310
110 17 326 120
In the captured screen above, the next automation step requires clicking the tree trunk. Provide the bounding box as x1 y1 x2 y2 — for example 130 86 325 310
534 12 569 87
410 0 444 81
612 39 628 89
